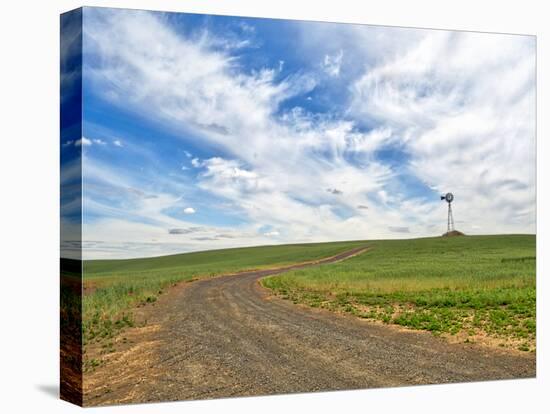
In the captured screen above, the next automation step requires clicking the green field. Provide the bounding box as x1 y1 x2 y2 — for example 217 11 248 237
82 241 366 344
262 235 536 351
83 235 536 352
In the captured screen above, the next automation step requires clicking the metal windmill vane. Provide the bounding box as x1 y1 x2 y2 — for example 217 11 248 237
440 192 455 233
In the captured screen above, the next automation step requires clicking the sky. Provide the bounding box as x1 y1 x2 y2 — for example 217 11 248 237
62 7 536 259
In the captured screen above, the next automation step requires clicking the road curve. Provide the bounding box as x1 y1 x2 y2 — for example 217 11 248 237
85 247 535 405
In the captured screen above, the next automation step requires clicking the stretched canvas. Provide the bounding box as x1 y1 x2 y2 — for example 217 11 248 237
60 6 536 407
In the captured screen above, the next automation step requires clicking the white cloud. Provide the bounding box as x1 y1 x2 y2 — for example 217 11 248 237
65 137 105 148
199 157 271 198
322 50 343 77
113 139 123 147
75 137 92 147
264 231 280 237
183 207 196 214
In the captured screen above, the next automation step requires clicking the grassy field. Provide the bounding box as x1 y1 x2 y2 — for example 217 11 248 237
83 235 536 353
262 235 536 351
82 241 366 345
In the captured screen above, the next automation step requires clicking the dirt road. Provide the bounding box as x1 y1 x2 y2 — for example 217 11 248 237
84 247 535 406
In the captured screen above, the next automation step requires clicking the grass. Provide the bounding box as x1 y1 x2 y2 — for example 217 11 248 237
82 240 366 344
262 235 536 351
82 235 536 352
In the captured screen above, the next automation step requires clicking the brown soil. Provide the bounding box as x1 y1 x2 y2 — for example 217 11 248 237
82 247 535 406
442 230 465 237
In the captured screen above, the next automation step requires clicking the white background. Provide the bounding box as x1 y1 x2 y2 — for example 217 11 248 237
0 0 547 412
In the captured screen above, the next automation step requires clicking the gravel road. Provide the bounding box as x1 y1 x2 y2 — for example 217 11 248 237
84 247 535 406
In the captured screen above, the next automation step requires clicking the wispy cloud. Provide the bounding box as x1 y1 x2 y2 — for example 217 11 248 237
322 50 343 77
64 136 112 148
350 31 536 233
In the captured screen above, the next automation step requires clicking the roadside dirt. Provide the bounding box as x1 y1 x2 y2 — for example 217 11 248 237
83 247 535 406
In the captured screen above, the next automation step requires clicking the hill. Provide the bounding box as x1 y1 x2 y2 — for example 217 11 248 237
262 234 536 351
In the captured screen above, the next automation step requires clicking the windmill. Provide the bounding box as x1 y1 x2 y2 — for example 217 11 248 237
440 192 455 233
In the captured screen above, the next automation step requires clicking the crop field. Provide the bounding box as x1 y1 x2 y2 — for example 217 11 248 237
262 235 536 351
83 235 535 354
82 240 366 345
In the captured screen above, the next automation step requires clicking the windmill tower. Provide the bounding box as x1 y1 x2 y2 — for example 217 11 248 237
440 192 455 233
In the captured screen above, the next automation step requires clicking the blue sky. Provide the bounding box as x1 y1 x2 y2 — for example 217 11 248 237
62 7 535 259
